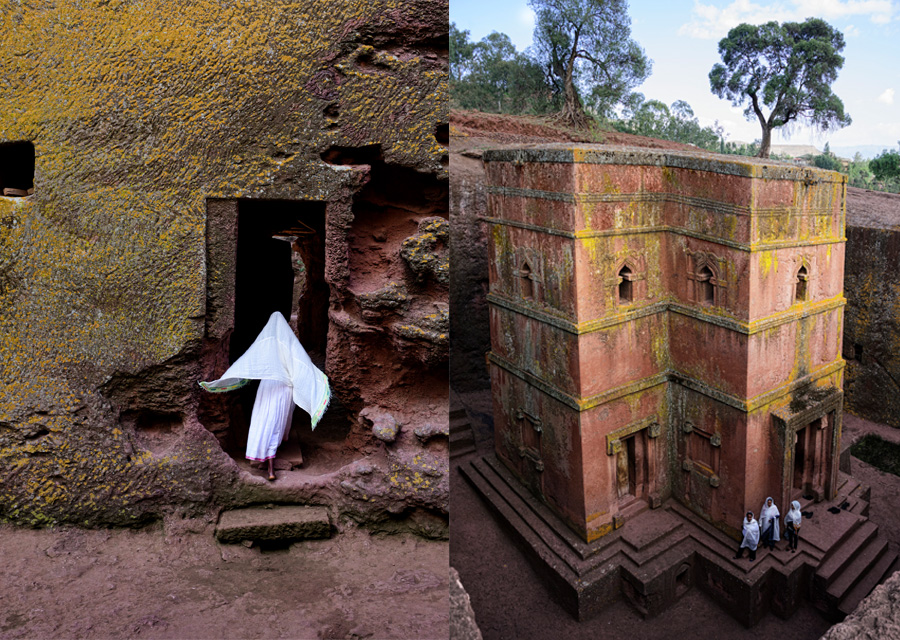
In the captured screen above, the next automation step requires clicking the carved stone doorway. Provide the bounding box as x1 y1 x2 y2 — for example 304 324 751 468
792 414 830 502
617 431 649 502
201 198 350 472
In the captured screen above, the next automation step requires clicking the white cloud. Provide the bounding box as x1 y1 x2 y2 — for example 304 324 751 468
680 0 895 40
878 88 895 104
845 23 861 36
518 6 535 28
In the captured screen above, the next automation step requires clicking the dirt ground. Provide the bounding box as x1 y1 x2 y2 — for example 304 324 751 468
846 187 900 229
451 389 900 640
0 522 448 640
450 110 699 151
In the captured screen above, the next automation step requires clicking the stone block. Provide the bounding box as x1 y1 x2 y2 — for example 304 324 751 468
215 505 331 544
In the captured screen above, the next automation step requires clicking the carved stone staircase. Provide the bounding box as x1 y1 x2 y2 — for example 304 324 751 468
449 408 477 458
811 474 898 620
462 456 898 626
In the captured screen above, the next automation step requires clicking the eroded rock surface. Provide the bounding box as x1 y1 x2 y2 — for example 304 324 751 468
0 0 448 533
821 569 900 640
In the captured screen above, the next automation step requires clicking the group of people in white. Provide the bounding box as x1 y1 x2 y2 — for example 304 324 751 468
734 498 803 561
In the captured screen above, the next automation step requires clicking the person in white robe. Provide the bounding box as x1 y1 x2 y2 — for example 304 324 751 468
784 500 802 553
759 497 781 550
734 511 760 561
199 311 330 481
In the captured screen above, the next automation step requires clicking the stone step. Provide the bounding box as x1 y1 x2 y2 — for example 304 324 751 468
461 457 578 579
838 544 899 617
215 505 331 544
449 407 477 457
827 537 889 602
816 520 878 589
449 428 477 456
618 496 650 524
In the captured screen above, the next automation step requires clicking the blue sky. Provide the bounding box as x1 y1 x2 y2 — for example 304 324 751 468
451 0 900 156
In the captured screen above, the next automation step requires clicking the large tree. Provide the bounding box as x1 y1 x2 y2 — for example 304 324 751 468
709 18 851 158
529 0 650 128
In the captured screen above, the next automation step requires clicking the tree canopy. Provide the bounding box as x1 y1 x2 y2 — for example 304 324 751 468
870 147 900 183
617 98 722 150
709 18 851 158
450 24 554 115
529 0 650 127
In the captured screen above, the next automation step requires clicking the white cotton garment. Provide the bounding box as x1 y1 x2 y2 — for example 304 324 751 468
760 498 781 542
245 379 295 461
199 311 331 430
741 517 760 550
785 500 802 528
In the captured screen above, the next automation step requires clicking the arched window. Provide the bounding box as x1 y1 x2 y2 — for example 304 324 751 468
618 264 633 304
795 266 808 302
519 261 534 300
697 265 714 305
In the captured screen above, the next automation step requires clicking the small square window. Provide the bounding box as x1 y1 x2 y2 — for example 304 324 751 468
0 141 34 197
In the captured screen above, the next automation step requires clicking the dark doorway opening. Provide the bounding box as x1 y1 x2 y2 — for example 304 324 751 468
202 198 353 476
231 199 328 362
792 416 827 502
0 141 34 196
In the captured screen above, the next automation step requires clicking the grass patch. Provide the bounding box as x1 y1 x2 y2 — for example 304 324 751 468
850 434 900 477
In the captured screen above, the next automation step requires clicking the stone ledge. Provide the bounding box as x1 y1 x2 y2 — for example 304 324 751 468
215 505 331 544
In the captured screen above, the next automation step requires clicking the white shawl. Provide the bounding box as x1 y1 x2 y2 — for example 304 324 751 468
785 500 802 529
199 312 330 429
760 497 781 541
741 516 760 549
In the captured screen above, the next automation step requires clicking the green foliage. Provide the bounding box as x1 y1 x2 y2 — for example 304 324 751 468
450 23 475 82
721 141 761 156
870 148 900 182
847 153 874 189
530 0 650 126
812 144 842 171
449 25 556 115
614 98 721 150
709 18 851 157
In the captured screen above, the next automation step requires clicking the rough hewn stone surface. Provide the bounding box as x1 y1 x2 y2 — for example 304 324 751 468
0 0 448 530
484 143 846 543
449 147 491 393
215 505 331 543
450 567 483 640
820 569 900 639
843 188 900 427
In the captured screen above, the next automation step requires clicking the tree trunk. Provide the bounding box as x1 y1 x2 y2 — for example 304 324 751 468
561 48 589 129
757 125 772 158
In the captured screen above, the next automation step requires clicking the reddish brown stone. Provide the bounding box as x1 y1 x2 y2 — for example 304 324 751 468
484 146 846 543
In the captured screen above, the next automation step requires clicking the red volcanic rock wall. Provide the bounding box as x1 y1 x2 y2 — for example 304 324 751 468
842 188 900 428
484 145 845 542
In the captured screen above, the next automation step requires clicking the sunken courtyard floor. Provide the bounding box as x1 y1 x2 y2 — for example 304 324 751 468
0 523 448 639
450 389 900 640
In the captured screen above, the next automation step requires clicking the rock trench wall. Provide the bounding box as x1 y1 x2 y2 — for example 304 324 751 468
0 0 448 530
842 188 900 427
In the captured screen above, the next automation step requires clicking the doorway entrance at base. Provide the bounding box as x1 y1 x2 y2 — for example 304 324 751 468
616 431 649 502
792 414 830 502
202 198 351 474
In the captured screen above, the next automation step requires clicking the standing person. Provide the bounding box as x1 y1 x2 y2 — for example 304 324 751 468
784 500 802 553
759 497 781 550
200 311 331 481
734 511 760 561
